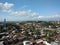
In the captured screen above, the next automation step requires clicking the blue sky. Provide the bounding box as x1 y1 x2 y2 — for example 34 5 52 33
0 0 60 21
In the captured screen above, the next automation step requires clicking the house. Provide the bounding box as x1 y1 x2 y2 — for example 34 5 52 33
36 39 51 45
0 41 3 45
23 40 32 45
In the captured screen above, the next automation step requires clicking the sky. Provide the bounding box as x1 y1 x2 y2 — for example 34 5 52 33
0 0 60 21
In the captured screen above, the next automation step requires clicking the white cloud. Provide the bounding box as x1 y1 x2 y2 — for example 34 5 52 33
38 14 60 19
0 2 60 21
21 5 28 8
0 2 14 12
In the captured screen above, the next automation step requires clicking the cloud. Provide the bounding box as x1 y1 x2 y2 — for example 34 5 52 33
21 5 28 8
38 14 60 19
0 2 14 12
0 2 60 21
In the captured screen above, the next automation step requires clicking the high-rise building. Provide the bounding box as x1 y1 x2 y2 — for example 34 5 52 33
4 18 6 27
3 19 7 31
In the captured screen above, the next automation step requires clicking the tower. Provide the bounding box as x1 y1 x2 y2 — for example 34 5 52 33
4 18 6 27
3 19 7 31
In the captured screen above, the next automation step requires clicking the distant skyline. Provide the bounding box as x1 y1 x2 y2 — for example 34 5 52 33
0 0 60 21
